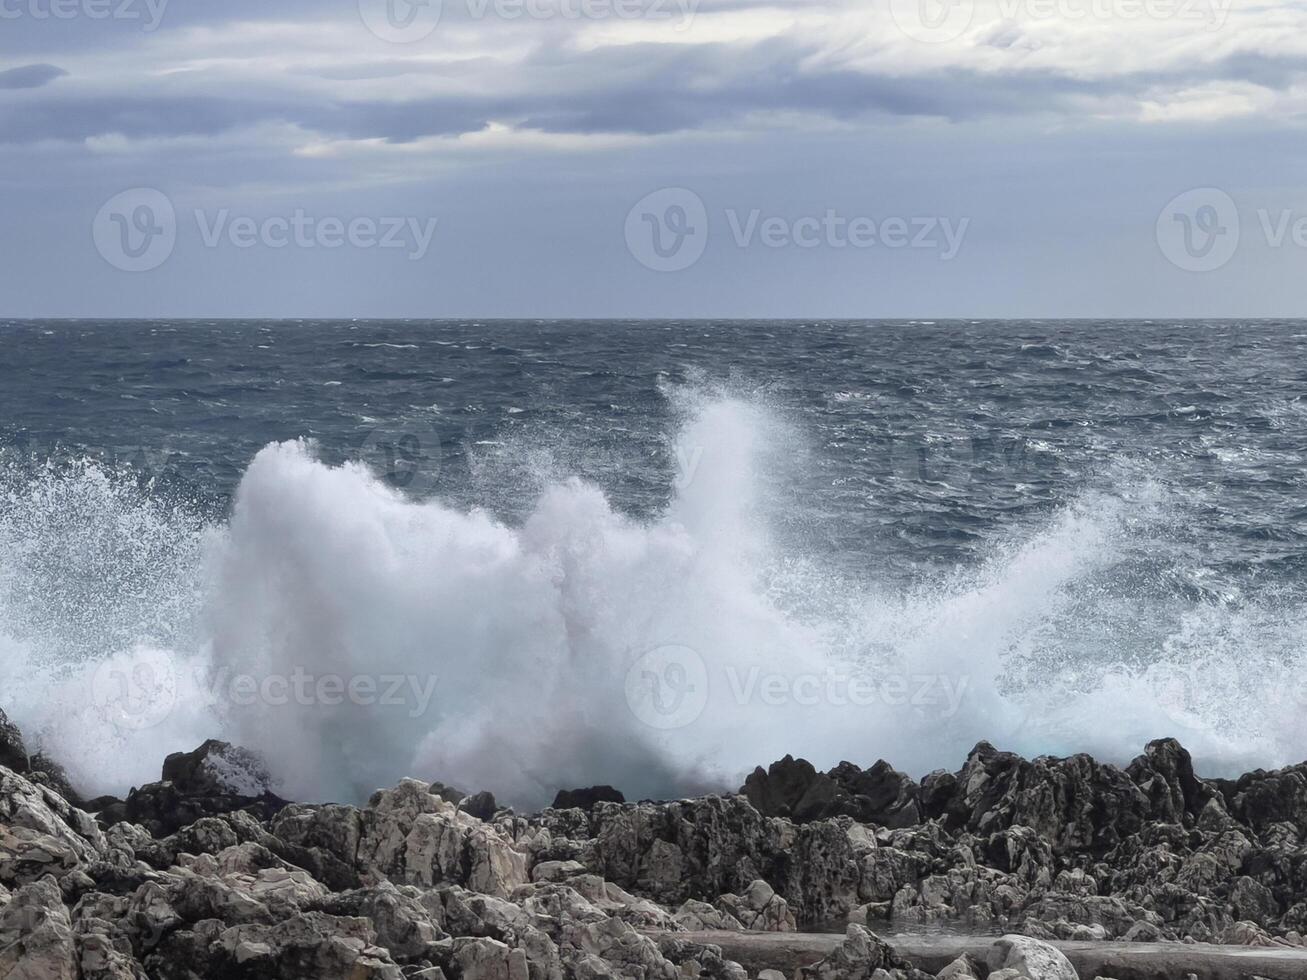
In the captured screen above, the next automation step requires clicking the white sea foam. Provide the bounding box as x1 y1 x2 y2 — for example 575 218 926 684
0 390 1304 806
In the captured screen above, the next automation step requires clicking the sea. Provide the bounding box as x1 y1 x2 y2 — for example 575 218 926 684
1 318 1304 806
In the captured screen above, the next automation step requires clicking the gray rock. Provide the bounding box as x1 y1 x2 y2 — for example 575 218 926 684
0 875 78 980
986 934 1078 980
797 925 905 980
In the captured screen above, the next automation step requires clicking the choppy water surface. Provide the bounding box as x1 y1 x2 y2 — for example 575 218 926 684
1 319 1305 806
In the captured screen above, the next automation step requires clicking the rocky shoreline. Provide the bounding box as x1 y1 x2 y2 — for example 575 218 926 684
4 714 1307 979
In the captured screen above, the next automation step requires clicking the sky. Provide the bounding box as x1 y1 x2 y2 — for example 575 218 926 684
1 0 1305 317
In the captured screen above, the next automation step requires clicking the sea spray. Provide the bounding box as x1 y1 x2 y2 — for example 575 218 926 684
1 392 1306 805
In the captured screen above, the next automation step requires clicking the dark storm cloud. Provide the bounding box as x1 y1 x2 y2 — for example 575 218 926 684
0 64 67 89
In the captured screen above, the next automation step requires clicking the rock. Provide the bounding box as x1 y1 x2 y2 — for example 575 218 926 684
552 787 626 811
115 740 289 837
797 924 905 980
358 780 528 897
9 733 1307 979
161 740 277 798
986 934 1078 980
0 875 79 980
1222 761 1307 836
935 953 980 979
0 825 86 886
673 899 743 932
432 782 469 805
461 792 500 823
742 756 836 822
166 911 404 980
574 916 675 980
713 880 796 932
25 754 81 805
451 936 530 980
0 708 27 773
0 767 104 887
655 936 747 980
829 760 922 828
313 882 447 963
1126 738 1212 826
0 711 80 803
532 861 587 884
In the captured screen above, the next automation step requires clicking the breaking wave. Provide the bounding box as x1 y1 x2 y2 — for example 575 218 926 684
1 389 1305 807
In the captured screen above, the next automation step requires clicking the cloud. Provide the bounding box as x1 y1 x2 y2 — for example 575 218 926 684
0 64 68 90
3 0 1306 157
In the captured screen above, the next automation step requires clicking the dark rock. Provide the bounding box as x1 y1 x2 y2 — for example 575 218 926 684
0 708 27 773
745 757 921 827
1219 762 1307 837
742 756 835 821
552 785 625 810
833 759 922 828
10 733 1307 979
430 780 467 805
0 709 81 803
459 790 498 822
919 769 959 821
114 740 289 836
1127 737 1213 826
161 739 275 798
927 742 1151 854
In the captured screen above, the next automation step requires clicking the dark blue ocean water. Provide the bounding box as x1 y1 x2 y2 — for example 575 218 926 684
1 319 1305 803
3 318 1303 570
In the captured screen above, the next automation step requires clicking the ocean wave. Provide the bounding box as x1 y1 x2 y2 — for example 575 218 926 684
0 391 1305 807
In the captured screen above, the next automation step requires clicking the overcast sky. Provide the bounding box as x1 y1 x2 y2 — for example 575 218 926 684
0 0 1303 317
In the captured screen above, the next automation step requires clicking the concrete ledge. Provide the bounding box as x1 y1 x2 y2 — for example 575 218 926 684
661 929 1307 980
